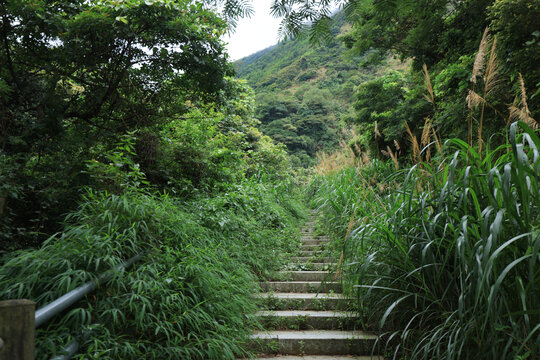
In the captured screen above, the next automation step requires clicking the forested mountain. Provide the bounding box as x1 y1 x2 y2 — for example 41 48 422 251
235 12 405 166
1 1 538 359
238 1 539 167
0 2 304 358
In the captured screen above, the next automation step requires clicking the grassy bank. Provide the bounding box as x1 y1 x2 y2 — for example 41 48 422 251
0 179 307 359
308 122 539 359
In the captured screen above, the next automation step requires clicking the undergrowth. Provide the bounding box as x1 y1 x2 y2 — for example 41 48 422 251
309 121 539 359
0 178 306 359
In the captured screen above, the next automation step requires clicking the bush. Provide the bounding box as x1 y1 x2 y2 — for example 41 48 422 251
0 179 306 359
310 122 540 359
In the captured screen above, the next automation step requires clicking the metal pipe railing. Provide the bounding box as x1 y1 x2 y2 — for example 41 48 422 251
23 253 145 360
49 337 79 360
50 329 92 360
35 253 144 328
1 252 146 360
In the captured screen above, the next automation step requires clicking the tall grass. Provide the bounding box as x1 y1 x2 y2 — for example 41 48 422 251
309 157 400 241
309 122 539 359
0 178 306 359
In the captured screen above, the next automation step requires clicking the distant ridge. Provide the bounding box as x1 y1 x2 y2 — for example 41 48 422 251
234 11 398 167
235 44 278 73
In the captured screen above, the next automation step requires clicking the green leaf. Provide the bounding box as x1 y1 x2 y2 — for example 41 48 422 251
115 16 128 24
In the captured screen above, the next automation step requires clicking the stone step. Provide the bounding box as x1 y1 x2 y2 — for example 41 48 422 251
301 240 328 246
256 293 348 311
284 263 335 271
300 250 326 257
278 271 331 282
244 217 383 359
257 310 359 330
253 356 383 360
249 330 377 355
260 281 341 293
301 244 326 251
301 235 329 239
306 263 334 271
291 257 334 263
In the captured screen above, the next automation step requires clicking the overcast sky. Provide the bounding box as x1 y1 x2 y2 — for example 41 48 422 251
223 0 282 61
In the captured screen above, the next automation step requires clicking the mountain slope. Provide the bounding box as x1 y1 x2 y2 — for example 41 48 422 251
235 12 402 166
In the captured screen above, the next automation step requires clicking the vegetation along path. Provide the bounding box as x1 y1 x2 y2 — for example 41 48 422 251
246 213 382 359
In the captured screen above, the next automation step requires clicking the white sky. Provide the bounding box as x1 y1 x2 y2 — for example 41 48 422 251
223 0 282 61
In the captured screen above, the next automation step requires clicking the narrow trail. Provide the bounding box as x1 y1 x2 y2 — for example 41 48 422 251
247 213 382 359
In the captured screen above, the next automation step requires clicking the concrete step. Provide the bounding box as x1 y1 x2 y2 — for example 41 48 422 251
257 310 359 330
249 330 377 355
301 235 329 240
285 263 335 271
291 257 334 263
300 250 326 257
256 293 348 311
301 244 326 251
278 271 331 282
253 356 383 360
301 240 329 246
260 281 341 293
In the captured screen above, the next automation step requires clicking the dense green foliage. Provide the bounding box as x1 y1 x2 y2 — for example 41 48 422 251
0 178 305 359
0 1 304 358
0 0 224 248
236 12 398 166
259 0 539 158
304 12 540 353
1 1 538 359
309 122 540 359
0 0 291 250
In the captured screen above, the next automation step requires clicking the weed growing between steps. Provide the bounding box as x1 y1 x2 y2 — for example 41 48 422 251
0 179 306 359
308 122 540 359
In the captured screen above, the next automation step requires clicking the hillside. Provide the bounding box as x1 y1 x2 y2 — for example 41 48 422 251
235 13 404 167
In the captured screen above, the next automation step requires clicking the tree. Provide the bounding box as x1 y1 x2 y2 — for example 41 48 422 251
0 0 238 248
267 0 538 109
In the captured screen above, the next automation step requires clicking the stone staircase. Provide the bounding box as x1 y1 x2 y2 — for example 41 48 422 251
247 216 382 359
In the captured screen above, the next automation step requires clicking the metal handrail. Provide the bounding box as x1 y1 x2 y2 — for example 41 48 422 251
35 253 143 327
49 328 92 360
32 253 145 359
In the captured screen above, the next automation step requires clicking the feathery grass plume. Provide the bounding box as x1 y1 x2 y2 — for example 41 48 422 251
432 128 442 153
393 139 400 151
509 74 538 129
509 105 538 130
421 118 432 162
315 152 330 175
335 210 358 279
471 27 490 85
421 118 432 147
314 141 357 175
469 27 490 146
353 142 370 166
405 121 420 163
386 145 399 170
478 37 500 155
380 145 397 169
519 73 528 111
374 121 381 138
483 37 500 98
423 64 435 106
466 89 485 109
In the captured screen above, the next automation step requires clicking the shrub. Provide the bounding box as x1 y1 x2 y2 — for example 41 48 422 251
0 179 306 359
310 122 540 359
